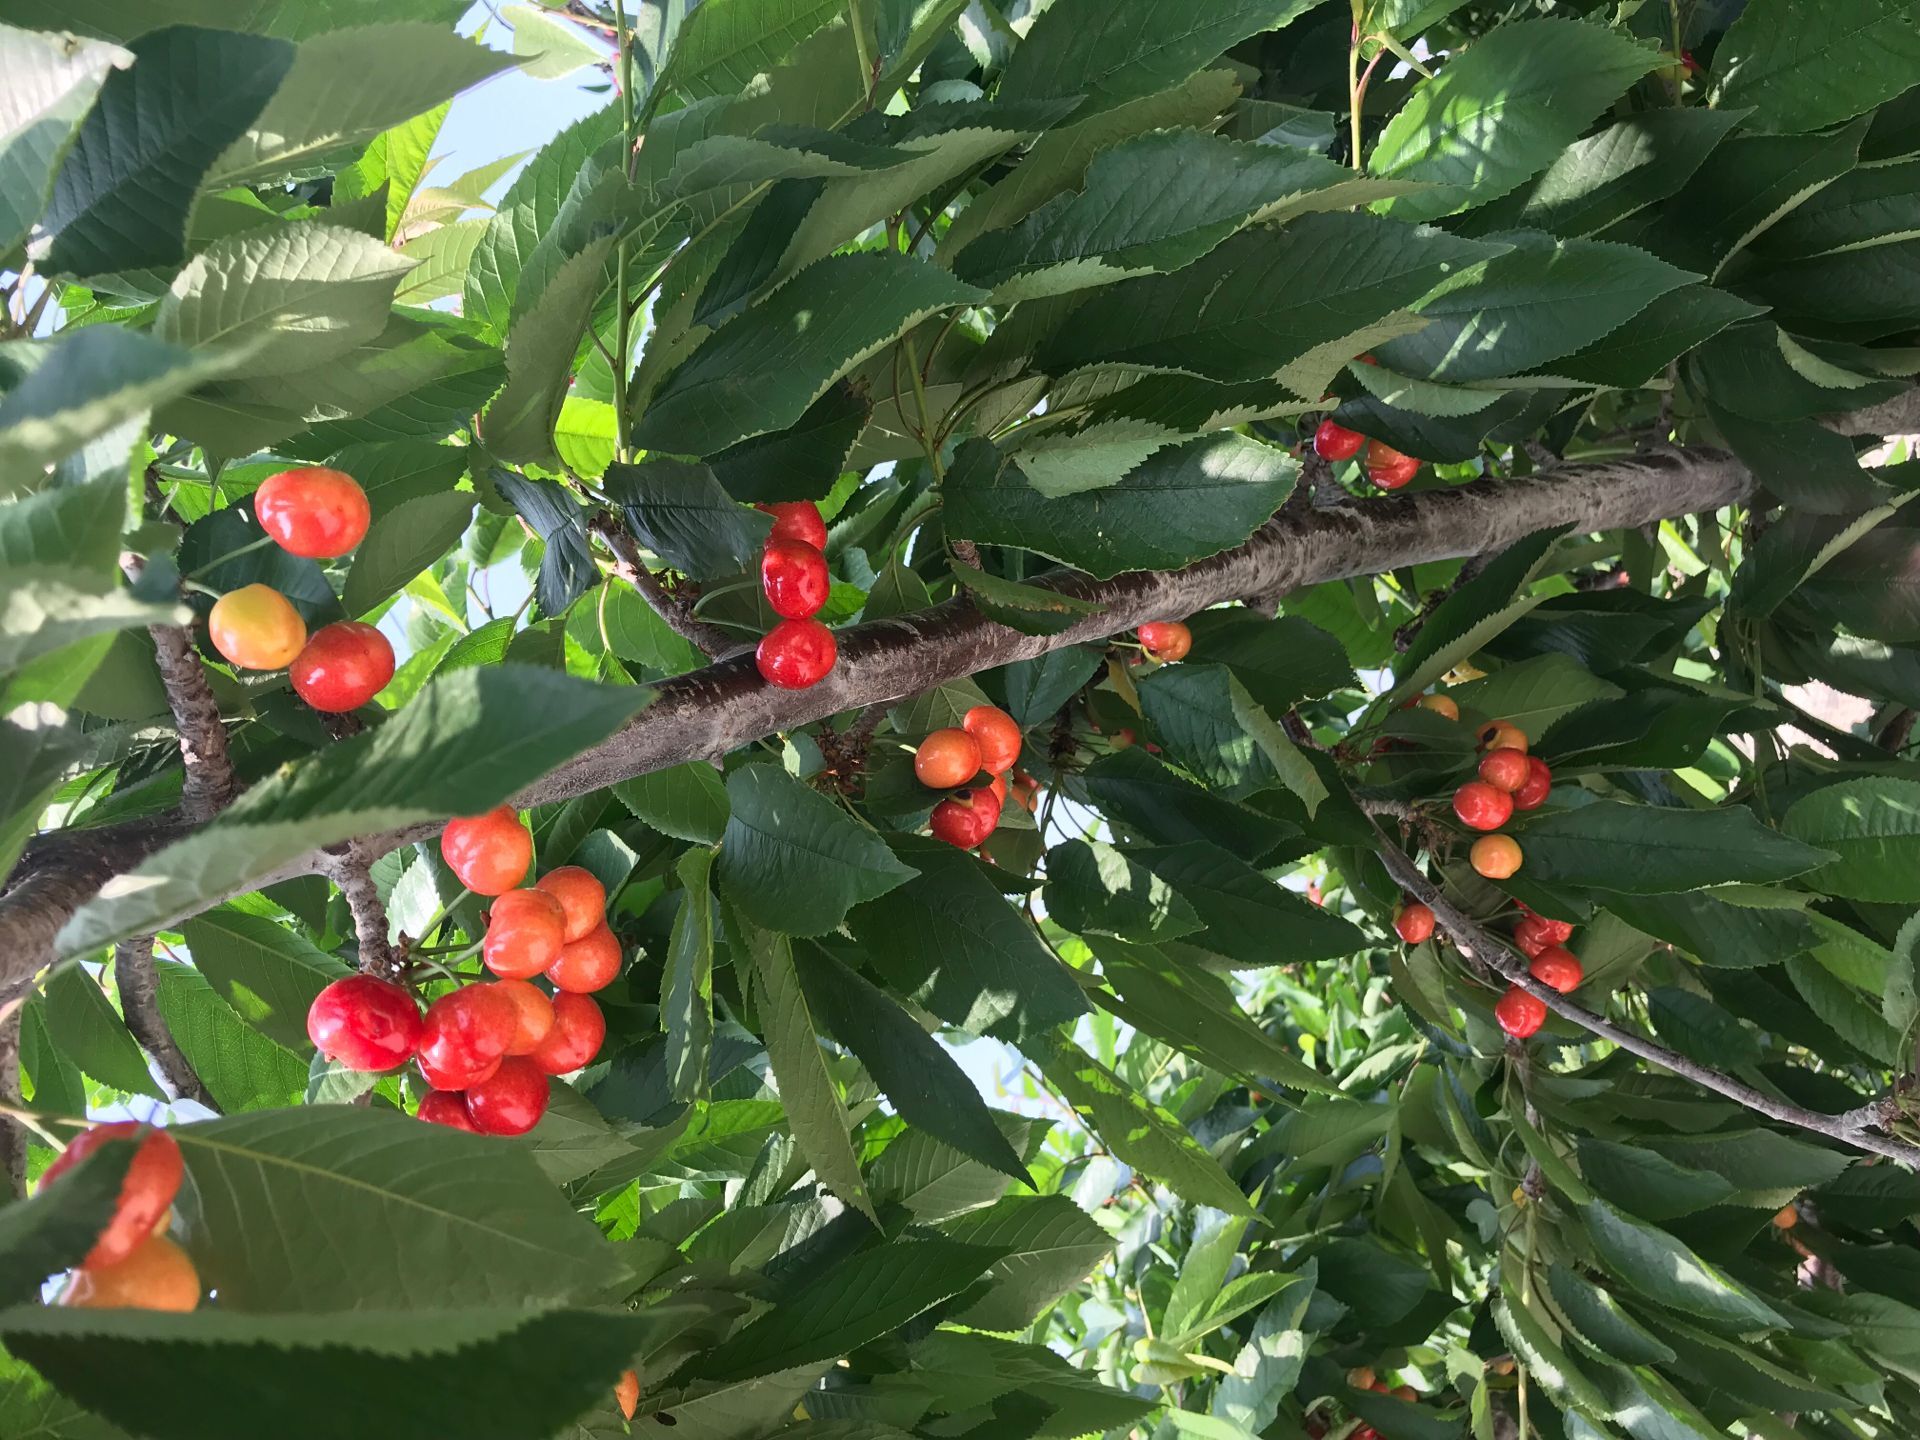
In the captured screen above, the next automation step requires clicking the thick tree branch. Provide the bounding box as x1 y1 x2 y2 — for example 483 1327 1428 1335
1367 822 1920 1169
147 619 236 822
0 1005 22 1199
114 937 212 1107
588 515 736 658
323 844 402 981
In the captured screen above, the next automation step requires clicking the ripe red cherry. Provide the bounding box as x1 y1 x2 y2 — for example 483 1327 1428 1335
465 1056 550 1136
307 975 423 1072
963 704 1022 775
253 466 371 558
416 1090 478 1131
1529 911 1574 944
1453 781 1514 832
290 621 395 713
417 984 519 1088
761 537 831 619
548 923 622 993
930 788 1001 848
491 978 556 1055
1313 419 1364 461
915 727 983 789
41 1123 184 1272
1366 441 1420 490
1513 915 1557 957
1393 901 1435 945
1495 986 1547 1038
756 617 837 689
208 583 307 670
441 806 533 896
758 500 827 549
1471 834 1523 879
535 865 606 943
1137 620 1192 662
1512 757 1552 811
1530 947 1583 993
531 992 605 1074
1478 747 1531 792
418 1047 497 1092
482 888 568 980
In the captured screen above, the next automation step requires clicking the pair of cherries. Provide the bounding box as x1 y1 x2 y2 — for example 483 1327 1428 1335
915 704 1024 849
755 502 839 690
41 1122 200 1312
206 466 397 713
1313 419 1421 491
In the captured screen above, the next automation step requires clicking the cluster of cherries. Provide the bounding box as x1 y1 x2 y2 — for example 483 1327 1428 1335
205 466 398 712
305 806 614 1137
755 500 839 690
915 702 1028 849
1313 419 1421 491
40 1122 199 1312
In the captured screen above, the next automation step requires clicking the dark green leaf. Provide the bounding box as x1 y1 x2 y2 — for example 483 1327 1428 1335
0 26 126 255
153 961 307 1112
999 646 1103 729
1546 1264 1676 1366
1081 747 1295 857
1580 1199 1787 1329
941 1195 1112 1331
0 1134 135 1306
1602 890 1816 971
1783 777 1920 901
614 761 730 844
1714 0 1920 134
1136 664 1326 808
40 964 161 1098
1575 1138 1736 1220
661 847 716 1104
341 491 474 617
604 456 774 580
1044 839 1201 943
1515 800 1833 893
1132 841 1368 965
708 382 870 504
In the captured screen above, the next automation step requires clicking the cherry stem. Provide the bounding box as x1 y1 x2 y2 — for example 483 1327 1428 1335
184 532 276 580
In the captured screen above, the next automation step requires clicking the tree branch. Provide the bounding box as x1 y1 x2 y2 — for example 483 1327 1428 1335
1366 821 1920 1169
323 844 402 981
114 937 212 1107
147 618 236 822
588 515 737 658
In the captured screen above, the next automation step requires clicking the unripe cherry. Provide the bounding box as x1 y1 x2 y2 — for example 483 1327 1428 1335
290 621 394 712
465 1056 550 1136
535 865 607 943
758 500 828 549
1453 781 1514 832
1471 834 1523 879
441 806 533 896
1137 620 1192 662
1418 694 1459 721
254 466 371 558
41 1123 184 1272
307 975 423 1073
1512 757 1552 811
1495 986 1547 1038
548 922 622 993
417 1090 478 1132
62 1233 200 1312
615 1370 641 1421
482 888 568 980
761 537 831 619
1478 721 1528 754
1529 946 1583 993
531 992 605 1074
1313 419 1364 461
1478 746 1530 792
1366 441 1419 490
915 727 983 790
963 704 1022 775
1393 901 1435 945
208 584 307 670
756 618 837 689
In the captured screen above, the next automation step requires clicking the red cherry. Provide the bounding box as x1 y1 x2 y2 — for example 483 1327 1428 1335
465 1056 550 1136
1366 441 1420 490
930 788 1001 848
416 1090 478 1131
491 978 556 1055
548 922 622 993
482 888 568 980
418 1046 497 1092
1530 947 1583 993
1513 757 1552 811
253 466 371 558
41 1123 184 1272
756 617 837 689
963 705 1022 775
761 537 831 620
758 500 827 550
1536 914 1574 944
615 1370 640 1421
290 621 395 713
531 992 605 1074
535 865 607 943
1137 620 1192 662
208 584 307 670
1313 419 1364 461
1479 721 1529 754
1478 747 1530 793
1513 915 1556 957
306 975 423 1072
1453 781 1514 832
441 806 533 896
914 727 984 790
417 984 519 1087
1393 901 1435 945
1496 986 1548 1038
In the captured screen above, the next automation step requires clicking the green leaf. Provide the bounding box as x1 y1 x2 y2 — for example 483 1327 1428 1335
868 1111 1049 1221
657 0 840 101
1546 1264 1676 1366
40 964 162 1099
0 1133 135 1306
1044 839 1201 943
708 381 871 505
661 846 716 1104
732 914 875 1222
0 1301 698 1440
1575 1138 1736 1221
795 944 1029 1183
944 433 1296 580
0 24 127 255
1783 777 1920 901
341 490 474 617
1603 889 1816 971
1545 284 1767 388
1136 664 1326 809
1034 1035 1255 1216
603 457 774 580
1445 654 1623 741
153 961 307 1111
717 764 914 938
1001 646 1104 730
1210 1266 1315 1433
1132 842 1368 966
941 1195 1112 1331
1081 746 1294 856
1515 799 1834 893
910 1331 1153 1437
1367 18 1661 224
635 252 984 458
953 564 1101 636
1714 0 1920 134
37 25 294 276
0 706 88 880
1493 1283 1611 1422
613 761 729 844
626 1366 829 1437
1646 1129 1853 1204
59 666 645 953
1580 1198 1787 1330
847 838 1089 1042
483 237 615 467
999 0 1317 114
502 4 604 79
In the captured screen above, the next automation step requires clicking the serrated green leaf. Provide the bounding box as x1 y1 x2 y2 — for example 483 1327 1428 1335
1783 777 1920 901
1546 1264 1676 1366
1136 664 1326 810
1516 800 1834 894
1044 839 1201 943
341 490 474 617
1131 841 1368 966
941 1194 1112 1331
614 761 729 844
603 456 773 580
0 24 127 255
1580 1198 1787 1330
40 964 162 1099
658 0 840 101
1081 746 1294 856
662 846 715 1104
483 237 614 467
153 961 307 1111
0 1133 135 1306
1714 0 1920 135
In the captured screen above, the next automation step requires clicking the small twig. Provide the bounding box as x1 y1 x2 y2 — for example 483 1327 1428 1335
122 555 235 823
325 844 402 980
948 538 983 570
114 937 213 1107
1366 818 1920 1168
588 515 735 658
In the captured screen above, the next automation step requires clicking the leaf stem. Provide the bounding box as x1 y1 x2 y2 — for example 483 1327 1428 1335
185 532 276 580
612 0 637 464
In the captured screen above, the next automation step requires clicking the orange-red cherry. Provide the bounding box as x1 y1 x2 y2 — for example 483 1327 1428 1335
963 705 1022 775
441 806 533 896
531 992 605 1074
416 1090 478 1131
915 727 983 789
1513 757 1552 811
548 923 622 993
1513 915 1557 957
41 1123 184 1272
290 621 394 712
1453 781 1514 832
759 500 828 550
761 537 831 619
417 984 518 1088
1419 694 1460 721
306 975 423 1073
1471 834 1523 879
62 1233 200 1312
418 1046 497 1093
253 466 370 558
491 979 556 1055
465 1056 550 1136
615 1370 640 1421
1479 747 1530 792
1393 902 1435 945
482 888 568 980
756 618 837 689
930 788 1001 848
1496 986 1547 1038
208 584 306 670
1479 721 1529 754
1137 621 1192 662
1366 441 1419 490
1314 419 1364 461
1530 947 1583 993
535 865 607 943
